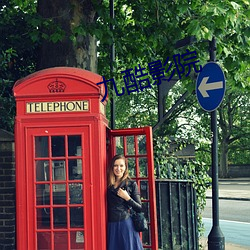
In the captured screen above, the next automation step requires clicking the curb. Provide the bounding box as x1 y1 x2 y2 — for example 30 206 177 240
218 178 250 182
206 196 250 201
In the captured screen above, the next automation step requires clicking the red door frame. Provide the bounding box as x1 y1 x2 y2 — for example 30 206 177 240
108 126 158 250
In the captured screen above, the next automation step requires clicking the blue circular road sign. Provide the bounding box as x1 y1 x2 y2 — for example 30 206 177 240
196 62 226 112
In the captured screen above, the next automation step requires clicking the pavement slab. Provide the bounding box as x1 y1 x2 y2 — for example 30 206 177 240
200 238 250 250
206 179 250 200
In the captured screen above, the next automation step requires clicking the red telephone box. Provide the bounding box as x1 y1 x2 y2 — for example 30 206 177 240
13 67 158 250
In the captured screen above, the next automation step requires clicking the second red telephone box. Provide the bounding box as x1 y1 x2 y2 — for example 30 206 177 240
13 67 158 250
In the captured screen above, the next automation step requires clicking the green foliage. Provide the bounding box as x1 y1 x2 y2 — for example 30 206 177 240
0 0 248 193
0 78 15 132
0 48 17 131
1 0 249 132
219 89 250 166
154 136 211 240
95 0 249 147
0 0 38 131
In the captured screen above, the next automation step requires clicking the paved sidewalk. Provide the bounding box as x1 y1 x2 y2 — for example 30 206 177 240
203 178 250 249
206 178 250 201
200 238 250 250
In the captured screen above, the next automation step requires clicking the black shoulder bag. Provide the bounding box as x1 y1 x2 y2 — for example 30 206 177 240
131 209 148 232
122 180 148 232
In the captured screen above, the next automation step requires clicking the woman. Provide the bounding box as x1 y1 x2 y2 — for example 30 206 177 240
107 154 144 250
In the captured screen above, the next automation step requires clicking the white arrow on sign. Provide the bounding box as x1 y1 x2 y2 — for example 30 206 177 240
198 76 223 98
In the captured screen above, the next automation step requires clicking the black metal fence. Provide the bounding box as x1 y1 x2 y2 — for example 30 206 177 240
156 179 198 250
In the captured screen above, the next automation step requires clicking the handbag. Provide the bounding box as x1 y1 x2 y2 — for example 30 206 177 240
131 210 148 232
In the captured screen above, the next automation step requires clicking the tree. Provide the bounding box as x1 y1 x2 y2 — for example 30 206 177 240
1 0 249 173
174 87 250 178
102 0 250 179
37 0 101 71
0 0 37 131
218 90 250 177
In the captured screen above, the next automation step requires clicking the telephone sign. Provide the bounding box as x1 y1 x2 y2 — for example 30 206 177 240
26 100 89 113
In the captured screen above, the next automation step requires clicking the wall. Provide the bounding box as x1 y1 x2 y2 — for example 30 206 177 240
0 129 15 250
228 164 250 178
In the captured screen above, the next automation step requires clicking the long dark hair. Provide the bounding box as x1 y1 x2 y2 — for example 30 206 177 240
107 154 130 187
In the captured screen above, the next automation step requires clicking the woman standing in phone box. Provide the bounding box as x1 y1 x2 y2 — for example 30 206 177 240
107 154 144 250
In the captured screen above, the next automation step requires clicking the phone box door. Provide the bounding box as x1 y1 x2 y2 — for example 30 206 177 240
108 126 158 250
25 127 92 250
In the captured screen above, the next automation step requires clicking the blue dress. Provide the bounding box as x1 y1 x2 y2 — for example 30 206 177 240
108 217 143 250
107 180 144 250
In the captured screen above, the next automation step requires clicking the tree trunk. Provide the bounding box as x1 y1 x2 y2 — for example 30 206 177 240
219 139 229 178
37 0 99 72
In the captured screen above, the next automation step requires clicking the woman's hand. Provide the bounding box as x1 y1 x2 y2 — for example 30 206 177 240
117 188 131 201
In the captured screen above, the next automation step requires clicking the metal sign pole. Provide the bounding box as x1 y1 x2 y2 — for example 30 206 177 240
208 37 225 250
110 0 115 129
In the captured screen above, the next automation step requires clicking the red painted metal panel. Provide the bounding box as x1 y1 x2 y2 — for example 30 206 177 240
14 67 108 250
24 126 100 250
13 67 107 117
13 67 105 98
15 121 28 249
